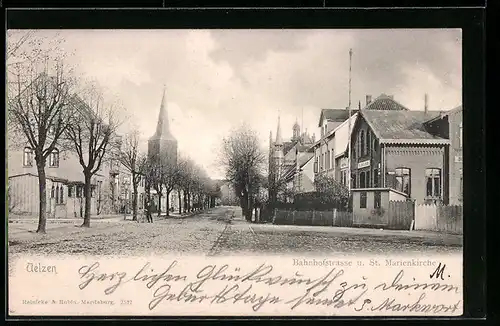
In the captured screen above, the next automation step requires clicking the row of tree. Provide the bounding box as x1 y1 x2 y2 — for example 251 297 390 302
7 31 219 233
119 130 220 223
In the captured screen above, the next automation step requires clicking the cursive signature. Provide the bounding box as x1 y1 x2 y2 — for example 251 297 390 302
374 270 459 294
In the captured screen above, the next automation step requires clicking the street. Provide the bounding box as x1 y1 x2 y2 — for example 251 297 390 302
8 206 462 257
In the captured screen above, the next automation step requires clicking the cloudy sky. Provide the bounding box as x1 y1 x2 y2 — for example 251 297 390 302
9 29 462 179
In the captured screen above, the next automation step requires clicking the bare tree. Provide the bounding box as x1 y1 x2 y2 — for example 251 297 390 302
7 44 76 233
65 83 122 227
118 130 147 221
218 124 266 221
6 30 35 61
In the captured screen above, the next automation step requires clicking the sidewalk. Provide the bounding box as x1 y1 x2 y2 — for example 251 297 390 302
8 214 126 224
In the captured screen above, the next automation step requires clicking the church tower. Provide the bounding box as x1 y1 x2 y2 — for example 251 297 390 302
273 116 284 178
148 86 178 166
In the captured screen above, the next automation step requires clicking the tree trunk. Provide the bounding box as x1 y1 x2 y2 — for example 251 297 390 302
183 190 188 213
178 189 182 215
82 172 92 227
157 193 162 217
36 162 47 233
187 191 191 212
166 190 171 217
132 183 138 221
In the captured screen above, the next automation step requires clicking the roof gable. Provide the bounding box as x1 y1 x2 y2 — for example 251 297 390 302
357 109 449 144
364 94 409 111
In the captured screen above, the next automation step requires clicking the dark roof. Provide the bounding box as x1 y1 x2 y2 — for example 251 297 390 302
360 110 449 144
364 94 409 111
318 109 357 127
424 105 463 124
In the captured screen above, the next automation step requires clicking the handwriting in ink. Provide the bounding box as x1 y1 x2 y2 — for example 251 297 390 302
78 262 127 295
429 263 447 280
374 270 459 294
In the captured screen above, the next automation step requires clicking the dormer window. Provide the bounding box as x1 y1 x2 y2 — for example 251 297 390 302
49 148 59 167
23 147 34 167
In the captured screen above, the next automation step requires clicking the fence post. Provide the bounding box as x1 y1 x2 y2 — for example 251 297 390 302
333 208 337 226
292 210 296 225
272 208 277 224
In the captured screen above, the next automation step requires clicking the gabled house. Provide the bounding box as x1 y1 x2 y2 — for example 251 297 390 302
349 106 462 206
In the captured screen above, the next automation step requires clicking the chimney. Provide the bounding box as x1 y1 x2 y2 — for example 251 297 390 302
366 95 372 106
424 93 429 114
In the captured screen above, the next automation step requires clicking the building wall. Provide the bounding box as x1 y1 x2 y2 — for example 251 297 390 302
448 110 463 205
295 157 315 193
352 189 407 226
352 190 390 225
313 136 335 177
384 145 446 204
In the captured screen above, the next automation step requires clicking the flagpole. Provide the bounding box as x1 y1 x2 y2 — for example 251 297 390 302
347 48 353 195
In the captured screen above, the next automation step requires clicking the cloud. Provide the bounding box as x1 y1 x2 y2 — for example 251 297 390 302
11 29 462 180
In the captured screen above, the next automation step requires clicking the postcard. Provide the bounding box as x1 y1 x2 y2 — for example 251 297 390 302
7 28 463 317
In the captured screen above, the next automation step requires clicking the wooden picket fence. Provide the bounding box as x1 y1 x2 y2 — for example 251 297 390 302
415 203 463 234
387 201 415 230
272 202 462 234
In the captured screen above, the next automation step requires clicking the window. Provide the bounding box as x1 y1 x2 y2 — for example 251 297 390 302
359 130 365 156
68 185 73 198
49 148 59 167
59 186 64 204
426 168 441 198
373 169 379 187
395 168 411 196
459 122 463 148
374 191 381 208
51 185 55 198
76 185 82 198
314 158 318 173
55 185 60 203
360 191 367 208
23 147 33 167
373 138 377 152
359 172 365 188
352 173 357 189
366 132 371 156
366 171 371 188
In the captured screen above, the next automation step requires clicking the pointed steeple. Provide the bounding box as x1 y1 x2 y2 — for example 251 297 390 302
275 115 283 145
152 85 175 141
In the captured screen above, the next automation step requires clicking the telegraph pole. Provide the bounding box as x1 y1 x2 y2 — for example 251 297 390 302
347 48 353 194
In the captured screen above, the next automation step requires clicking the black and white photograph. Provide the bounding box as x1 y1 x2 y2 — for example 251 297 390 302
7 28 464 316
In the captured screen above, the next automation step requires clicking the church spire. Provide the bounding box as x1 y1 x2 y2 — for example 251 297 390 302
275 115 283 145
152 85 175 141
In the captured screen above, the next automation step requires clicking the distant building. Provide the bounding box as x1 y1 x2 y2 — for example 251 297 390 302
269 116 315 200
218 180 239 206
